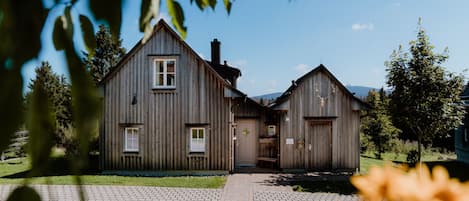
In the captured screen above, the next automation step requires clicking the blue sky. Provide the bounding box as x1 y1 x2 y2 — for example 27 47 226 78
24 0 469 96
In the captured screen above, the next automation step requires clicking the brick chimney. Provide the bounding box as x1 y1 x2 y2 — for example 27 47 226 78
211 39 221 64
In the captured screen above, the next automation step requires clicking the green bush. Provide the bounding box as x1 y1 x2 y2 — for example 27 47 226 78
406 150 419 164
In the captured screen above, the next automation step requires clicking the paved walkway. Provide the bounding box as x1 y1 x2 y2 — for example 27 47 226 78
221 173 359 201
0 185 222 201
0 173 359 201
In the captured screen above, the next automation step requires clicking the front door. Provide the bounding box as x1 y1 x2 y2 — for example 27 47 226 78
307 121 332 170
235 119 258 167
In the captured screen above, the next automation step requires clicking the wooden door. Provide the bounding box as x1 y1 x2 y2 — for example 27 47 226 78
235 119 258 167
307 121 332 170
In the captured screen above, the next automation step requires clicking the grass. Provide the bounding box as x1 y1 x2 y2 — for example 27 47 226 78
292 151 465 194
0 157 226 188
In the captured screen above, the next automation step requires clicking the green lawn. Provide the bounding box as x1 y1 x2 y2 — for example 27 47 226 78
359 152 469 182
0 157 226 188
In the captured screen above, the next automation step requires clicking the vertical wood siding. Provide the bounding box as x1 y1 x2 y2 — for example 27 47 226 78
102 26 233 171
279 70 360 170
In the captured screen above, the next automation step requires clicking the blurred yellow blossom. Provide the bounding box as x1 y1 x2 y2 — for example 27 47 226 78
351 164 469 201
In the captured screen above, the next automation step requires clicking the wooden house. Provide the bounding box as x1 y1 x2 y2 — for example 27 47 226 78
100 20 244 172
100 20 367 173
270 65 368 171
455 86 469 164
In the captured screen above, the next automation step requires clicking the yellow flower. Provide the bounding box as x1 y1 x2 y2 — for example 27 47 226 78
351 164 469 201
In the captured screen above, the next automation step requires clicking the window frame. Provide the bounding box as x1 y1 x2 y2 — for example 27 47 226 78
153 58 176 89
124 127 140 152
190 127 206 153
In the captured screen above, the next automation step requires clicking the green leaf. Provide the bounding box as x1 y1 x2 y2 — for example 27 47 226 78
166 0 187 38
64 6 74 39
6 186 41 201
140 0 160 43
193 0 208 10
52 17 66 50
223 0 232 14
27 73 56 175
79 15 96 53
59 23 101 170
0 68 22 153
90 0 122 41
0 0 47 64
207 0 216 9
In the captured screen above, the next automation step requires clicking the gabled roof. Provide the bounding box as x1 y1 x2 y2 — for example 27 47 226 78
270 64 369 109
99 20 245 97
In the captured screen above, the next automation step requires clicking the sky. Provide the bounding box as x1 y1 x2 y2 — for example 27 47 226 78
23 0 469 96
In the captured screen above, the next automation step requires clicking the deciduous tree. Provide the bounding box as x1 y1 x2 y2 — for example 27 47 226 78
386 19 465 162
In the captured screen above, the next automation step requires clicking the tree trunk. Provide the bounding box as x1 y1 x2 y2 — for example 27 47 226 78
417 135 422 162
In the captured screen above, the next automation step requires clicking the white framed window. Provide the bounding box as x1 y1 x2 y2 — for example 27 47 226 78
153 58 176 89
124 127 139 152
190 128 205 152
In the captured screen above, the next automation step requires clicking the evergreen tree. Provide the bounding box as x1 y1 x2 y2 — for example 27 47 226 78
84 25 126 84
385 19 465 161
27 62 72 146
361 89 400 159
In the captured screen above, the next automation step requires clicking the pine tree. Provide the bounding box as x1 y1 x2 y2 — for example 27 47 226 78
361 89 400 159
84 25 126 84
27 61 72 146
385 19 465 161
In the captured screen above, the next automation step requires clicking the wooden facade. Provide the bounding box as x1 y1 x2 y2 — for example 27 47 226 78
101 20 365 172
100 20 243 171
455 88 469 164
272 65 366 171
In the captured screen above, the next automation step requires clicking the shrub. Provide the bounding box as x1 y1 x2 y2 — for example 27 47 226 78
406 150 419 164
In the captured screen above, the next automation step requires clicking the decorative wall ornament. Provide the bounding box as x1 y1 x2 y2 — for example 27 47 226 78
242 128 250 136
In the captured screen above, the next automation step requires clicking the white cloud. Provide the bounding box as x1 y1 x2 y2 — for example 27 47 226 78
392 2 401 7
351 23 374 31
294 63 311 74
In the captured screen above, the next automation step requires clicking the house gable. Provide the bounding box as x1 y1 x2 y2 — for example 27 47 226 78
101 20 241 171
272 64 368 112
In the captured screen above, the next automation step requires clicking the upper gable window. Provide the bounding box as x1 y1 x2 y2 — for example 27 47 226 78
153 58 176 89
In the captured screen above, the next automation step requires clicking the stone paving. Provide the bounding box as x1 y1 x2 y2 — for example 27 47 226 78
0 173 360 201
221 173 359 201
254 191 359 201
0 184 222 201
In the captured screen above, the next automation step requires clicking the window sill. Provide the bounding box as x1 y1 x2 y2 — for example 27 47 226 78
123 150 139 154
187 152 206 157
152 88 176 93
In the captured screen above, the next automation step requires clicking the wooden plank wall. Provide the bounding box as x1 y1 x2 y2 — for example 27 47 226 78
455 109 469 164
102 25 233 171
279 70 360 170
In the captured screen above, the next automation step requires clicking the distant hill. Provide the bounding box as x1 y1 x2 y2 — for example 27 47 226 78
346 85 378 98
252 92 283 101
252 86 378 101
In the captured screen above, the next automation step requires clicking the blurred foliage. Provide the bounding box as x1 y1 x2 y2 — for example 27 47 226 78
0 0 233 200
386 19 465 162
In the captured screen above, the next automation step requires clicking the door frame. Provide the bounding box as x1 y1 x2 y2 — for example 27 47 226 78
305 119 334 171
234 118 259 168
